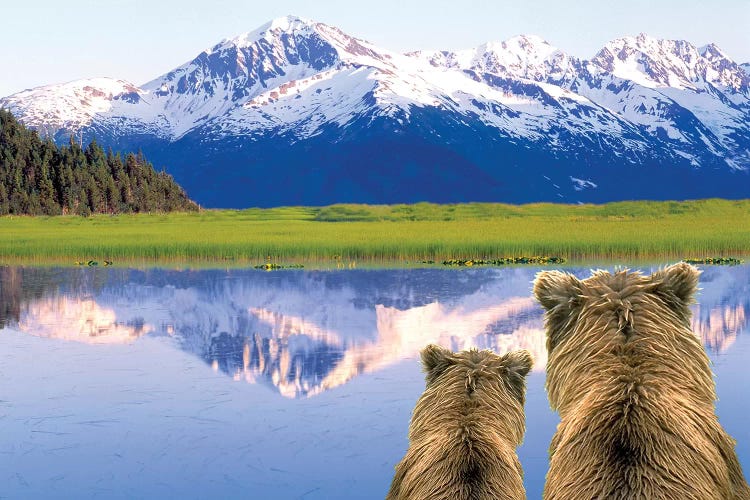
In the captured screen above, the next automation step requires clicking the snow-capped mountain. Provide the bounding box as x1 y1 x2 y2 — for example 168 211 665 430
2 16 748 207
408 34 576 83
2 78 145 138
592 34 749 90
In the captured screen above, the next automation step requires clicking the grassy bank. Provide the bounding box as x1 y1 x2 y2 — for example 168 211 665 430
0 199 748 267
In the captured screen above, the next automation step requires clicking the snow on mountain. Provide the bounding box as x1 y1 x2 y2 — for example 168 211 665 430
4 19 745 147
591 33 749 92
1 16 748 206
195 26 649 154
0 78 143 138
409 35 575 83
0 16 401 140
131 15 397 138
698 43 750 90
405 32 750 169
209 52 626 147
581 34 750 168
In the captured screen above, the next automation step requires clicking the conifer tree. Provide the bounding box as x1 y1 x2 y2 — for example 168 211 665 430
0 109 198 215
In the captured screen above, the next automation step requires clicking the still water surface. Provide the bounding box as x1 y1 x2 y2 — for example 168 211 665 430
1 265 748 499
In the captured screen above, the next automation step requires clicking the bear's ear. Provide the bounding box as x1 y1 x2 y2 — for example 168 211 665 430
502 349 533 377
421 344 455 385
651 262 700 313
501 349 533 402
533 271 582 311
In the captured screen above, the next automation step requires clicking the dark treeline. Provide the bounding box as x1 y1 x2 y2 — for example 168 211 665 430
0 109 198 215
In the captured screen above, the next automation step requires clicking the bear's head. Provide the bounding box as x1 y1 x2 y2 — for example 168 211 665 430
533 262 699 354
422 345 533 434
417 345 533 445
533 262 703 410
421 344 533 406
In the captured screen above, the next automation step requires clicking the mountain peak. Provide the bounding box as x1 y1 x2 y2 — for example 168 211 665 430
0 77 141 136
266 14 315 31
592 33 747 90
204 15 388 69
503 34 554 50
602 32 697 57
698 42 730 61
214 15 318 52
466 35 570 82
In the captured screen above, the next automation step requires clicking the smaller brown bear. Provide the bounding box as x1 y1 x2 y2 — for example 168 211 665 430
387 345 533 500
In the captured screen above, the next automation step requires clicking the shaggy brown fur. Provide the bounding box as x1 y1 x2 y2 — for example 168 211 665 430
387 345 533 500
534 263 750 500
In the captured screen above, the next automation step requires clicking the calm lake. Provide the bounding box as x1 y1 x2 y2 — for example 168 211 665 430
1 264 748 499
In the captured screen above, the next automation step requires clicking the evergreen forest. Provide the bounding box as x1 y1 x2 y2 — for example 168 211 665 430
0 109 198 215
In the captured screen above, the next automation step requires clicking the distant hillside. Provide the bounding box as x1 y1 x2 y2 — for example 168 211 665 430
0 109 197 215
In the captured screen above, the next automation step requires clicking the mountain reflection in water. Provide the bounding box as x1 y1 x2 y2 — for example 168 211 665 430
3 265 749 398
20 297 151 344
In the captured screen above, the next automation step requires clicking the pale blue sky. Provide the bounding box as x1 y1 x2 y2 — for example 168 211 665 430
1 0 748 97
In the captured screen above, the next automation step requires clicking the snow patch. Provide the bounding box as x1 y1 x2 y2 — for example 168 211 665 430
570 177 598 191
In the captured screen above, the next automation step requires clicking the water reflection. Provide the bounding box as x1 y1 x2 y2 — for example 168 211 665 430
693 303 746 353
20 297 151 344
235 297 545 397
2 265 749 398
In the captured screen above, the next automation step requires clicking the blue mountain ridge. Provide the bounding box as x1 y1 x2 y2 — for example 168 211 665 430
3 16 749 207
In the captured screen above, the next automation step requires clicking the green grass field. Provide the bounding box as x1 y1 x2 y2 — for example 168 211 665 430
0 199 748 267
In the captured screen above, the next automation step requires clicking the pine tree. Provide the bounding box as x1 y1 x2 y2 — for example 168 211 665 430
0 109 198 215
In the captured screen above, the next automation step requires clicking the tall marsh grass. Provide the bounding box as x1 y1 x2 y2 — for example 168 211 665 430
0 199 747 266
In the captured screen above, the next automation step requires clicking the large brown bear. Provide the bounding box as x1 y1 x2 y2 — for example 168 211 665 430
387 345 533 500
534 263 750 500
